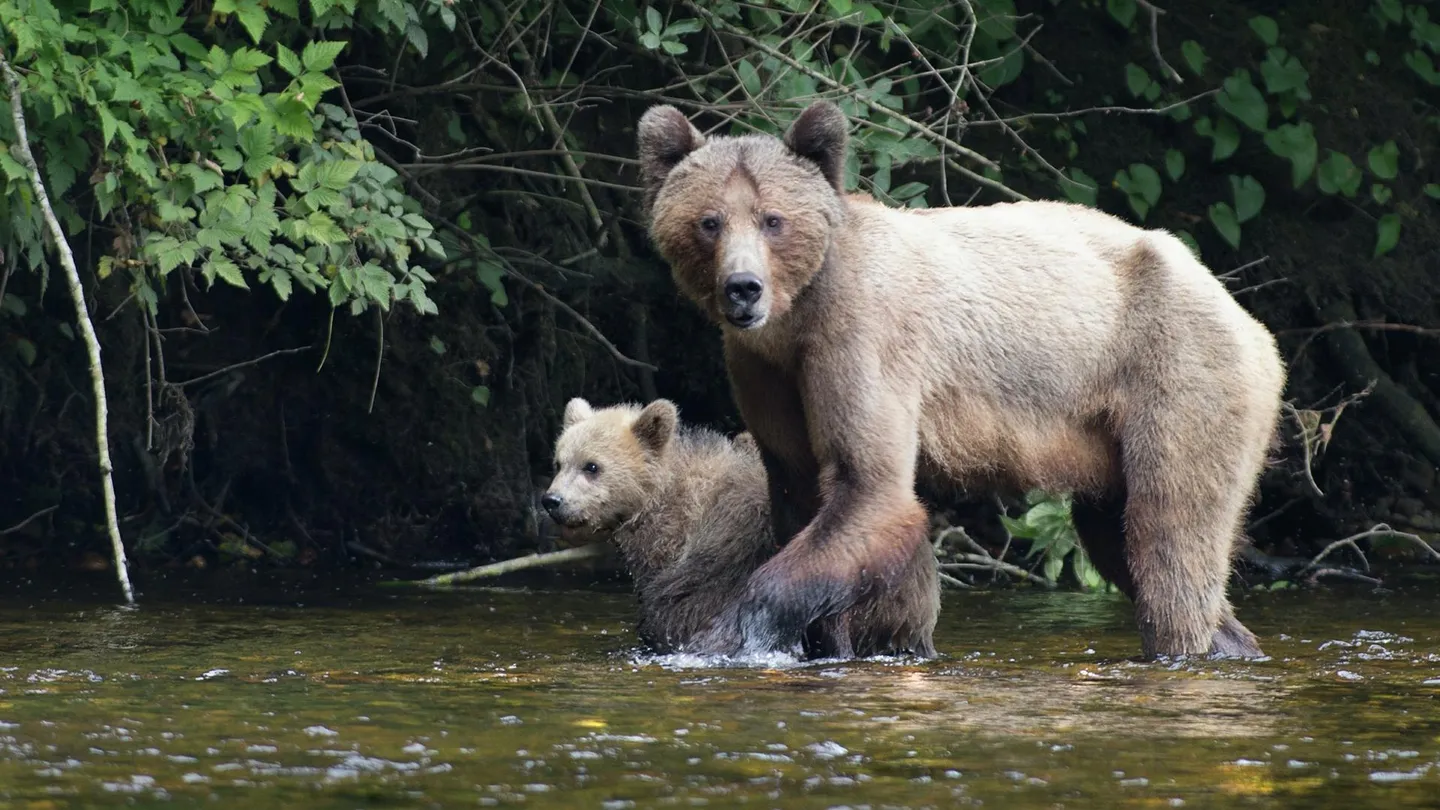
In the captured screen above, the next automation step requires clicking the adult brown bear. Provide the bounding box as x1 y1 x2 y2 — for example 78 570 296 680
542 397 939 659
636 101 1286 660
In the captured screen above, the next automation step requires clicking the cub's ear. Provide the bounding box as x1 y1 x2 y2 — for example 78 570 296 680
632 399 679 455
637 105 705 204
783 101 848 192
563 397 595 429
732 431 758 454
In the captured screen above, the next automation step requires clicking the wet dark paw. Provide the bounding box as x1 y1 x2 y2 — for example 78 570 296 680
1208 616 1264 659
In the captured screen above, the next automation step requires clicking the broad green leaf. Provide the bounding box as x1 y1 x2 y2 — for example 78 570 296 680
1371 183 1392 205
1316 150 1361 197
1374 213 1401 257
1124 63 1150 97
661 39 687 55
1367 140 1399 180
206 256 249 289
236 3 269 43
645 6 662 32
1165 149 1185 181
666 18 702 35
276 44 302 76
301 40 348 72
1248 15 1278 47
1208 202 1241 249
1262 122 1318 187
471 385 491 407
477 260 508 306
1129 163 1162 206
229 47 272 73
13 338 36 367
1060 167 1098 207
1230 175 1265 223
737 59 761 96
315 160 362 190
1106 0 1136 28
1216 71 1268 132
1260 48 1310 97
1211 116 1240 162
1424 183 1440 199
1181 40 1208 77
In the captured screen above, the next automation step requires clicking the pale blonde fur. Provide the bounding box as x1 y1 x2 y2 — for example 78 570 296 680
637 101 1286 659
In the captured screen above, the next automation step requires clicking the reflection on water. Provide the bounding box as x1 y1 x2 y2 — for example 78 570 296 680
0 571 1436 808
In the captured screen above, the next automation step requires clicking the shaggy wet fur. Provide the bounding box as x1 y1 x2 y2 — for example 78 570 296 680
637 101 1287 660
543 398 939 658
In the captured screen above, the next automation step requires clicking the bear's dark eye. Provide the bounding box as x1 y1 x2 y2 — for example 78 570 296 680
698 215 722 236
583 461 600 475
762 213 784 232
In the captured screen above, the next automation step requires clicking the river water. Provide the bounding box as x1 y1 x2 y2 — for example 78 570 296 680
0 571 1436 808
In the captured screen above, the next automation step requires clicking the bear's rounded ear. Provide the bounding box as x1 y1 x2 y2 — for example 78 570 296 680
733 431 758 454
637 105 705 204
632 399 679 455
783 101 848 192
563 397 595 429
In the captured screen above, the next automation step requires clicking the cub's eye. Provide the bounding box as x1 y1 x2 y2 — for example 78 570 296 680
698 215 722 235
762 213 784 232
583 461 600 475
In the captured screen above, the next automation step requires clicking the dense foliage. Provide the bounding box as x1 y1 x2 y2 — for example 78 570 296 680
1 0 1436 587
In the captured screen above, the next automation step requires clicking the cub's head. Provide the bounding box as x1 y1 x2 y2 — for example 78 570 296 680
541 397 679 533
637 101 849 331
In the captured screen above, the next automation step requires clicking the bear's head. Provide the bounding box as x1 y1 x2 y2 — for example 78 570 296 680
637 101 849 331
541 397 679 533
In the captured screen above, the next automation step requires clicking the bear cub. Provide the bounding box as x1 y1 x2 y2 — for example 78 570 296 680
542 397 939 659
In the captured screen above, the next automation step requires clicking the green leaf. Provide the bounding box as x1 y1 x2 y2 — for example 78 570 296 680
660 39 687 55
1424 183 1440 199
315 160 362 190
237 2 269 43
1165 149 1185 181
1124 63 1150 97
1374 213 1401 257
477 260 508 307
302 41 348 72
1060 167 1098 207
1230 175 1265 223
1129 162 1162 205
1216 71 1268 132
429 336 447 356
1208 202 1241 249
1073 547 1104 591
1367 140 1399 180
1042 551 1064 584
1375 0 1403 23
1262 122 1318 187
1403 50 1440 85
1248 15 1278 47
276 44 302 76
1 293 27 316
1316 150 1361 197
826 0 853 13
1211 116 1240 162
738 59 761 96
1371 183 1392 205
640 31 660 50
1181 40 1208 77
645 6 662 32
13 338 36 367
1260 48 1310 97
1106 0 1136 28
471 385 491 407
229 47 272 73
206 256 249 289
666 18 702 35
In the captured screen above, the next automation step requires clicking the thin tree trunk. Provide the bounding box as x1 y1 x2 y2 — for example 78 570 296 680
2 56 135 604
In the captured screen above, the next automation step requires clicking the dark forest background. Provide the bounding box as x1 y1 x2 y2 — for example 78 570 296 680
1 0 1436 592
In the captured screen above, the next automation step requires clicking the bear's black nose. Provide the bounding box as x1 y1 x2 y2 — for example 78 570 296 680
541 493 562 513
724 273 764 305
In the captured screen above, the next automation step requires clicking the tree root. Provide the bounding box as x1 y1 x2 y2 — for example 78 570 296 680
1317 299 1440 467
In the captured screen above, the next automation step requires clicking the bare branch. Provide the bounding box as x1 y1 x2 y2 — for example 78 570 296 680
0 504 58 536
175 346 313 388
